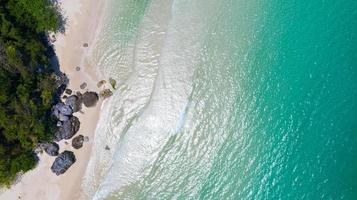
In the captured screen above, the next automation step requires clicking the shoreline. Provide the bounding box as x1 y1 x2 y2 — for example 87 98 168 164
0 0 105 199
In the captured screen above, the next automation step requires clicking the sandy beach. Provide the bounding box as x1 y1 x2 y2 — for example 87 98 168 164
0 0 105 199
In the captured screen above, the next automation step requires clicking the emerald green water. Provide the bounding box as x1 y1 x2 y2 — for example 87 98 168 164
86 0 357 199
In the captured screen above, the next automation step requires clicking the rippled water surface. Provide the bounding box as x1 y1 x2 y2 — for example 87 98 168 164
83 0 357 199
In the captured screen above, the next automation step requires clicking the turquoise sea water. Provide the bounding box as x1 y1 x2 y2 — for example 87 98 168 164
86 0 357 199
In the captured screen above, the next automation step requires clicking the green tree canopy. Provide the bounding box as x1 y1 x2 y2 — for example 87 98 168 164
0 0 62 186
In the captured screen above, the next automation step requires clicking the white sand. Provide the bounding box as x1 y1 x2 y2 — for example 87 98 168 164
0 0 105 199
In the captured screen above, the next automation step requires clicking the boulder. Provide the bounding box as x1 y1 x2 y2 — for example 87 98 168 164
80 82 87 89
65 89 72 95
75 66 81 71
99 89 113 99
65 95 82 112
72 135 84 149
54 116 80 141
52 102 73 120
41 142 59 156
51 151 76 175
83 43 88 47
82 91 99 107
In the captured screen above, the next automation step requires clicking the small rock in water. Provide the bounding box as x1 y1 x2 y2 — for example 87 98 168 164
83 43 89 47
65 89 72 95
97 80 106 88
72 135 84 149
75 66 81 71
82 91 99 107
80 82 87 89
99 89 113 99
109 78 117 89
57 121 62 127
105 145 110 150
51 151 76 175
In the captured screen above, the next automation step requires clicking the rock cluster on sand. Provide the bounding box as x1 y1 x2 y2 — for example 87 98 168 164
72 135 84 149
51 151 76 175
96 78 118 100
48 86 103 175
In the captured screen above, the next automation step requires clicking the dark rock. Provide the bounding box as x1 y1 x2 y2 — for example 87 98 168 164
63 95 67 99
82 91 99 107
83 43 88 47
52 102 73 118
84 136 89 142
54 116 80 141
51 151 76 175
80 82 87 89
65 95 82 112
65 89 72 95
58 104 72 115
52 102 73 122
99 89 113 99
105 145 110 150
72 135 84 149
57 84 67 96
76 91 82 98
75 66 81 71
41 142 59 156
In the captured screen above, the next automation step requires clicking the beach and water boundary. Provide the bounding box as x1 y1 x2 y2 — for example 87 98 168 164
1 0 356 199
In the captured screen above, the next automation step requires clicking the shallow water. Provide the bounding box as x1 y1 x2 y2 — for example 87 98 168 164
84 0 357 199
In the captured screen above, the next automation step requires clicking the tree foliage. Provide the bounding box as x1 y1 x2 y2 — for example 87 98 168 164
0 0 61 186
